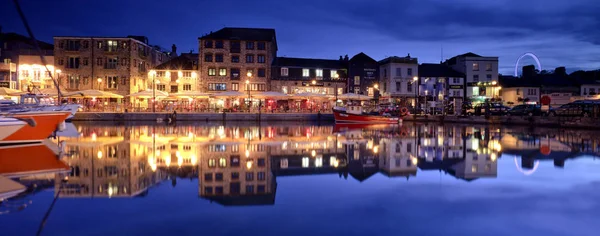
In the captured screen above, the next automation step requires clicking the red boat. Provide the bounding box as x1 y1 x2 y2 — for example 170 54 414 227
0 111 71 145
333 106 400 124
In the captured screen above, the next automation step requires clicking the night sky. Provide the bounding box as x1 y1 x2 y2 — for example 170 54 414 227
2 0 599 74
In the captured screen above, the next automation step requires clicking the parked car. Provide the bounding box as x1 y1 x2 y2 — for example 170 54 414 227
466 103 510 116
507 104 543 116
548 101 600 117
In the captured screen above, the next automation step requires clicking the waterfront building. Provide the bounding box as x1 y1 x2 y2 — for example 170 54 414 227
418 63 465 114
271 57 346 95
149 52 200 110
53 35 172 96
0 32 54 90
378 55 419 106
444 52 499 104
198 27 277 94
347 52 378 96
538 67 578 106
498 75 540 106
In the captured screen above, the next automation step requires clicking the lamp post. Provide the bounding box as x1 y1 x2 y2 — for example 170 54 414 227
97 77 102 90
246 70 252 112
149 70 156 113
56 69 62 102
373 83 379 106
413 76 418 113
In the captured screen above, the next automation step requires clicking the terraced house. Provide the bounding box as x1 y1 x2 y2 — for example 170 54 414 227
198 27 277 93
53 36 172 96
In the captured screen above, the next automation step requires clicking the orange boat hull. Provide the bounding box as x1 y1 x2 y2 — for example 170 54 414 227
333 109 400 124
0 143 70 177
2 111 71 143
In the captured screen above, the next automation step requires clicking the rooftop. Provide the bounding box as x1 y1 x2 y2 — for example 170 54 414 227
418 63 465 78
0 32 53 50
378 56 418 65
349 52 377 63
199 27 276 42
154 55 197 70
273 57 346 68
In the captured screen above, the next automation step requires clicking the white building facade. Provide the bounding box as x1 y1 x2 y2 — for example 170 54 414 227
378 55 419 106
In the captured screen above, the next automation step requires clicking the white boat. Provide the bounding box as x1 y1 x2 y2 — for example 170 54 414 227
0 94 80 120
0 117 27 143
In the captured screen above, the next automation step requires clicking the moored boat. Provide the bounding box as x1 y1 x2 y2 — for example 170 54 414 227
0 111 71 145
333 105 400 124
0 94 80 121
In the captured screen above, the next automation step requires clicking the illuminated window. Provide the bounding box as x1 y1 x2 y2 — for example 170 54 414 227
183 84 192 91
280 158 288 169
316 69 323 77
106 76 118 89
182 72 192 77
219 158 227 167
208 68 216 76
208 159 216 167
315 157 323 167
302 157 309 168
354 76 360 85
219 68 227 76
471 164 478 173
107 40 118 52
473 63 479 71
281 67 289 76
330 70 338 78
302 69 309 77
232 83 239 91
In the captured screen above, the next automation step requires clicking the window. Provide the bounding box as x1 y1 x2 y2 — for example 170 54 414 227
106 58 117 69
232 83 239 91
230 41 240 53
68 76 80 89
257 185 266 193
218 68 227 76
120 58 127 66
331 70 338 78
106 76 118 89
66 40 80 51
249 83 265 91
407 68 413 76
354 76 360 85
246 185 254 193
281 68 289 76
473 63 480 71
383 68 387 77
208 68 216 76
246 54 254 63
471 164 478 173
395 143 401 153
97 41 103 49
486 74 492 79
204 173 212 181
215 173 223 181
215 187 223 194
82 41 89 49
396 82 401 92
354 87 360 94
97 57 103 66
316 69 323 77
170 85 178 93
204 187 213 194
157 84 166 91
232 172 239 179
231 68 240 80
208 83 226 91
204 40 213 48
453 78 459 83
215 40 223 48
473 75 479 81
302 69 309 77
258 68 266 77
407 143 412 152
156 71 165 77
257 55 266 63
204 53 212 62
83 57 89 66
107 40 118 52
67 57 80 69
231 56 239 63
246 41 254 50
257 172 265 180
182 72 192 78
486 63 492 71
219 158 227 167
183 84 192 91
57 58 64 66
246 172 254 181
215 54 223 62
396 68 402 76
257 42 266 50
528 89 537 95
407 82 412 92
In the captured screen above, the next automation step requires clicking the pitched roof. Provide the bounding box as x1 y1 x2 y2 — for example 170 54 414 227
199 27 276 41
349 52 376 63
154 55 196 70
499 75 540 87
273 57 345 68
378 56 418 65
456 52 482 58
418 63 465 78
0 32 53 50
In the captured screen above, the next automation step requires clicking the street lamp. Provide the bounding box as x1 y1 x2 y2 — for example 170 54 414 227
149 70 156 113
413 76 419 112
246 70 252 112
56 69 62 101
97 77 102 90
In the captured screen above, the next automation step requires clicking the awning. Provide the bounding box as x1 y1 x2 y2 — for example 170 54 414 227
211 91 246 98
169 91 210 99
0 87 21 96
128 90 169 98
251 91 290 99
291 92 332 100
64 89 123 98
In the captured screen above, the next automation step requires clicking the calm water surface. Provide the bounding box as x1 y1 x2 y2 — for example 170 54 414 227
1 122 599 236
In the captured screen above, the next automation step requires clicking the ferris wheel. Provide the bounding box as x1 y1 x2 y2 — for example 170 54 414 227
514 52 542 77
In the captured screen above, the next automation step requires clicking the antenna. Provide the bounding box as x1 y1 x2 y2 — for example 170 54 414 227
441 44 443 63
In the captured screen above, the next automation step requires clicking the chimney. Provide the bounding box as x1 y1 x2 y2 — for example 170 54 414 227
171 44 177 56
407 53 411 58
344 54 349 61
339 56 343 61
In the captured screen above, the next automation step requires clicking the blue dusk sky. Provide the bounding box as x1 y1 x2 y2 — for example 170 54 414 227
1 0 599 74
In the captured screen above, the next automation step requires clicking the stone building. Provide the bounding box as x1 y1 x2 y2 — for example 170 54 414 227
0 32 54 90
151 52 199 94
198 27 277 93
53 36 172 96
347 52 378 96
270 57 346 96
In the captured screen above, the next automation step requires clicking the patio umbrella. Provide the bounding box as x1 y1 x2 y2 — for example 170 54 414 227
170 91 210 99
211 91 246 98
251 91 290 100
0 87 21 96
128 90 169 98
291 92 331 100
64 89 123 98
337 93 372 101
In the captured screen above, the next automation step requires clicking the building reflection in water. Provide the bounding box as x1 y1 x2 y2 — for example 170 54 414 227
43 123 600 206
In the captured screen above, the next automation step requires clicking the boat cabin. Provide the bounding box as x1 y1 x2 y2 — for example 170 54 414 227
20 94 56 106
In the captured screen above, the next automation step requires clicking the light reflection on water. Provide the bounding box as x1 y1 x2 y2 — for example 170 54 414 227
1 122 599 236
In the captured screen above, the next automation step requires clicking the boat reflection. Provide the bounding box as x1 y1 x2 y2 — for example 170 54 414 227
4 123 599 208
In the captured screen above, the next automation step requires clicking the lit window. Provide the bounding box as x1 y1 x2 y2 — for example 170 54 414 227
208 159 216 167
280 158 288 169
330 70 338 78
354 76 360 85
208 68 216 76
473 63 479 71
281 68 289 76
219 68 227 76
219 158 226 167
302 157 309 168
316 69 323 77
107 40 118 52
302 69 309 77
471 164 478 173
315 157 323 167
